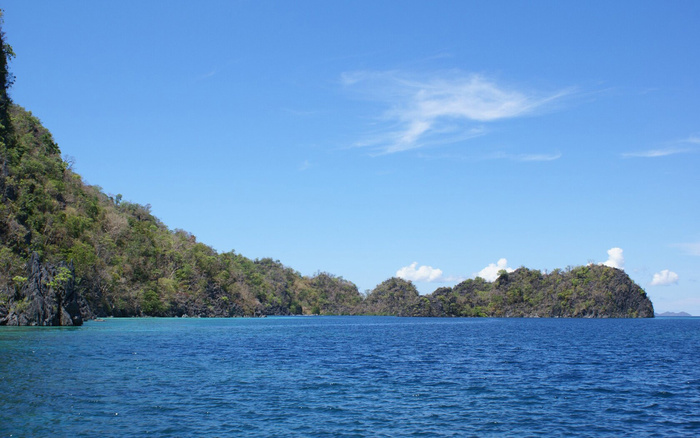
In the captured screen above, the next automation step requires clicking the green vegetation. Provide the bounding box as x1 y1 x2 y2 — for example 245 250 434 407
404 266 653 318
362 278 419 316
0 13 362 318
46 266 72 289
0 14 654 321
0 99 366 317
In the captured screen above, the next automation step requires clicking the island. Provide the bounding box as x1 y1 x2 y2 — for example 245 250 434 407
0 21 654 325
655 311 692 317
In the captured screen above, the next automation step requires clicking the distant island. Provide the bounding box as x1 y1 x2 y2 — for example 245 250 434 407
655 311 693 317
0 18 655 326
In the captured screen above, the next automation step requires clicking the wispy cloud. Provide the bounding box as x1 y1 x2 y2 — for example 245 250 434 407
196 69 218 81
342 70 571 155
298 160 312 171
282 108 321 117
650 270 679 286
673 241 700 256
621 147 691 158
488 151 562 162
413 149 561 163
622 135 699 158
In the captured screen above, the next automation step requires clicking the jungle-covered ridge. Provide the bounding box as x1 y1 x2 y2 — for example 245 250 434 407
0 15 654 324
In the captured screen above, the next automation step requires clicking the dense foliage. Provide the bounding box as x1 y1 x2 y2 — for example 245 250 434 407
0 16 653 322
0 102 368 318
407 266 654 318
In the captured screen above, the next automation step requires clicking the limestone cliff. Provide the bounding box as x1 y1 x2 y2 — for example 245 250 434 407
0 253 86 326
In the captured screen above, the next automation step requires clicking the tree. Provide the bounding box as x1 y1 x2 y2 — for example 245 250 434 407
0 10 15 146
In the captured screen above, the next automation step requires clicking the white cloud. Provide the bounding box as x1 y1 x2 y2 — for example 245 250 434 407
342 70 570 155
476 258 514 282
651 270 679 286
396 262 444 282
601 247 624 269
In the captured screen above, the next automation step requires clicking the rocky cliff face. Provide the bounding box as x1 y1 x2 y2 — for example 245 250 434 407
0 253 86 326
593 266 654 318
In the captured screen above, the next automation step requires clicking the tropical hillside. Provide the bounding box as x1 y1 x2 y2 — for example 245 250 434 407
367 266 654 318
0 17 653 324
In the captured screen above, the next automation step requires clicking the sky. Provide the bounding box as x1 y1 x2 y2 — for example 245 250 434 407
3 1 699 314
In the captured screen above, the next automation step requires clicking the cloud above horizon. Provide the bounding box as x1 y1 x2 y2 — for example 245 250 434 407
673 241 700 256
396 262 445 282
601 247 625 269
651 270 679 286
476 258 514 282
341 70 571 155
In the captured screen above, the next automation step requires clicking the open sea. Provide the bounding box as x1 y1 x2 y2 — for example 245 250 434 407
1 316 699 437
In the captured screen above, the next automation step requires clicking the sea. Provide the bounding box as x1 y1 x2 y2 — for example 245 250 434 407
1 316 699 437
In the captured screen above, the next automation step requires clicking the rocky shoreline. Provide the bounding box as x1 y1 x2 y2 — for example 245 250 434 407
0 253 88 326
0 254 655 326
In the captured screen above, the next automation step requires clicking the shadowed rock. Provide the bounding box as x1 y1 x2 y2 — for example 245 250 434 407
0 252 83 326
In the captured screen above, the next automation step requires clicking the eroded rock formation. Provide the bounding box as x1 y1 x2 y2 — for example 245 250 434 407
0 253 84 326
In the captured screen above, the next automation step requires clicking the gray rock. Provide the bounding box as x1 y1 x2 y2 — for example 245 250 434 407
0 252 84 326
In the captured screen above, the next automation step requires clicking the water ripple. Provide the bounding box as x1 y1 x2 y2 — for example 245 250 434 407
1 317 699 436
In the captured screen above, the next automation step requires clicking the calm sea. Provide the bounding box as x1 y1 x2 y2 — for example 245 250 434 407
1 316 699 437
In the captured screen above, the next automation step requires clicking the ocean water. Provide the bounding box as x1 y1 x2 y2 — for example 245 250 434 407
1 317 699 437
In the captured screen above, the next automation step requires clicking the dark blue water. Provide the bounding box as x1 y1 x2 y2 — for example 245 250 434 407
1 317 699 437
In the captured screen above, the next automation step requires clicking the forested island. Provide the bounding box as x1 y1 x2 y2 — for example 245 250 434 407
0 20 654 325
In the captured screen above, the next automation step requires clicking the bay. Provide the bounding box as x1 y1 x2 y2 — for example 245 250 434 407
1 316 699 436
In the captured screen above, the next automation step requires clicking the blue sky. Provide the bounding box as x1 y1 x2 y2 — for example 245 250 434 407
3 1 699 314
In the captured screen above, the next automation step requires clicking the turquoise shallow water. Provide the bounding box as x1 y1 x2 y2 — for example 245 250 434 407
1 316 699 437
